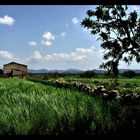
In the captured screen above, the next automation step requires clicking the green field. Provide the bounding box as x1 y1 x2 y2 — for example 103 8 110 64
64 76 140 95
0 77 140 135
27 74 140 95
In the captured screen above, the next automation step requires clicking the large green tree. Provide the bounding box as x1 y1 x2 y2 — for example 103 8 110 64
81 5 140 78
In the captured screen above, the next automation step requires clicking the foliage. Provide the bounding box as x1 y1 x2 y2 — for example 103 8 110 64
81 5 140 78
0 77 140 135
0 77 117 135
81 70 96 78
122 70 136 78
0 69 3 75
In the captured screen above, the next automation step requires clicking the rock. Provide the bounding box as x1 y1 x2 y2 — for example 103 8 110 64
115 82 120 86
138 94 140 100
97 85 104 90
115 82 120 89
108 90 120 99
97 85 107 93
100 88 107 93
101 93 108 99
122 93 133 105
123 93 133 98
131 94 140 105
115 95 122 101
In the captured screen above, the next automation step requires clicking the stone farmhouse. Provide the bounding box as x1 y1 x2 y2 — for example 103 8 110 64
3 62 28 77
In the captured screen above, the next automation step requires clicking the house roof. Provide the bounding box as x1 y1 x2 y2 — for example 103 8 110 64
3 62 27 67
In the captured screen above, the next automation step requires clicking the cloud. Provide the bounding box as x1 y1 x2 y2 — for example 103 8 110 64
41 31 55 46
27 51 42 63
23 46 140 70
27 46 104 70
60 32 66 37
0 50 13 59
0 15 15 26
72 17 79 25
28 41 37 46
32 50 42 60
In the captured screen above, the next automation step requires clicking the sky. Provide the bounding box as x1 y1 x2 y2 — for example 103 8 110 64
0 5 140 70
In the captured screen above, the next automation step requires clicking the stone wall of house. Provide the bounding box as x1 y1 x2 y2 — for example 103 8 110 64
3 63 28 75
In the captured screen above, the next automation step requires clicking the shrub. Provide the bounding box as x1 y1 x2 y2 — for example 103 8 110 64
0 69 3 75
122 71 136 79
81 70 96 78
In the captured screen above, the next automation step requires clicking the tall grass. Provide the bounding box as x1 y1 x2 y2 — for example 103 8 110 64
0 77 119 135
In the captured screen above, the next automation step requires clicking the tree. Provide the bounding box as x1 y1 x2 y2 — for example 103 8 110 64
122 70 136 78
81 5 140 79
81 70 96 78
0 69 3 75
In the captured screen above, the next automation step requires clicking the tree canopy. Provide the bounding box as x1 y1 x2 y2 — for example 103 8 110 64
81 5 140 78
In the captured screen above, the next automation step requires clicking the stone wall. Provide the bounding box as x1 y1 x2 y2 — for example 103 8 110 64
3 63 28 76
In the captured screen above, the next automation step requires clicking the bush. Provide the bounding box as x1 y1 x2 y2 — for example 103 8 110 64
0 69 3 74
81 70 96 78
122 71 136 79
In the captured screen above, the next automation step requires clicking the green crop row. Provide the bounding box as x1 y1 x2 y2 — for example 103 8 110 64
0 77 118 135
0 77 139 135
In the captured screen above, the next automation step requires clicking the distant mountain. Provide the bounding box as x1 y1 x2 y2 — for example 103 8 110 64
118 69 140 74
28 69 83 74
28 69 140 74
93 69 140 74
28 69 49 73
64 69 84 74
92 69 105 74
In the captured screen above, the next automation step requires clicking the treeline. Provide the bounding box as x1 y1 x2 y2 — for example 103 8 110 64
28 70 140 79
0 68 139 79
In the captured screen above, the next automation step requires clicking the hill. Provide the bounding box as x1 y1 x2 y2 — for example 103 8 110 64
28 69 140 74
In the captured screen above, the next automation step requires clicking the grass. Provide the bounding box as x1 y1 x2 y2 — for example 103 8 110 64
58 76 140 94
0 77 118 135
64 76 140 85
0 76 140 135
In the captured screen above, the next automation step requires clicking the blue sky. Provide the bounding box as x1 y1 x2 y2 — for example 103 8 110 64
0 5 140 70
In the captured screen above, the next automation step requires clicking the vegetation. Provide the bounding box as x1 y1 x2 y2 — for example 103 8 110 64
26 73 140 94
0 69 3 75
0 78 115 135
0 76 140 135
0 5 140 136
122 70 136 78
81 70 97 78
81 5 140 78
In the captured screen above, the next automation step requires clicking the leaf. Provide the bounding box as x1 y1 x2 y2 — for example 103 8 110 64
123 57 129 63
81 5 139 76
136 56 140 62
111 9 117 16
100 32 108 40
87 10 94 17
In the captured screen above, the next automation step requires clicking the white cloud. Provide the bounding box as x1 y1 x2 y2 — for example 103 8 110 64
72 17 79 25
0 50 13 59
41 31 55 46
27 51 42 63
27 46 104 70
28 41 37 46
0 15 15 26
22 45 140 70
32 51 42 60
60 32 66 37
